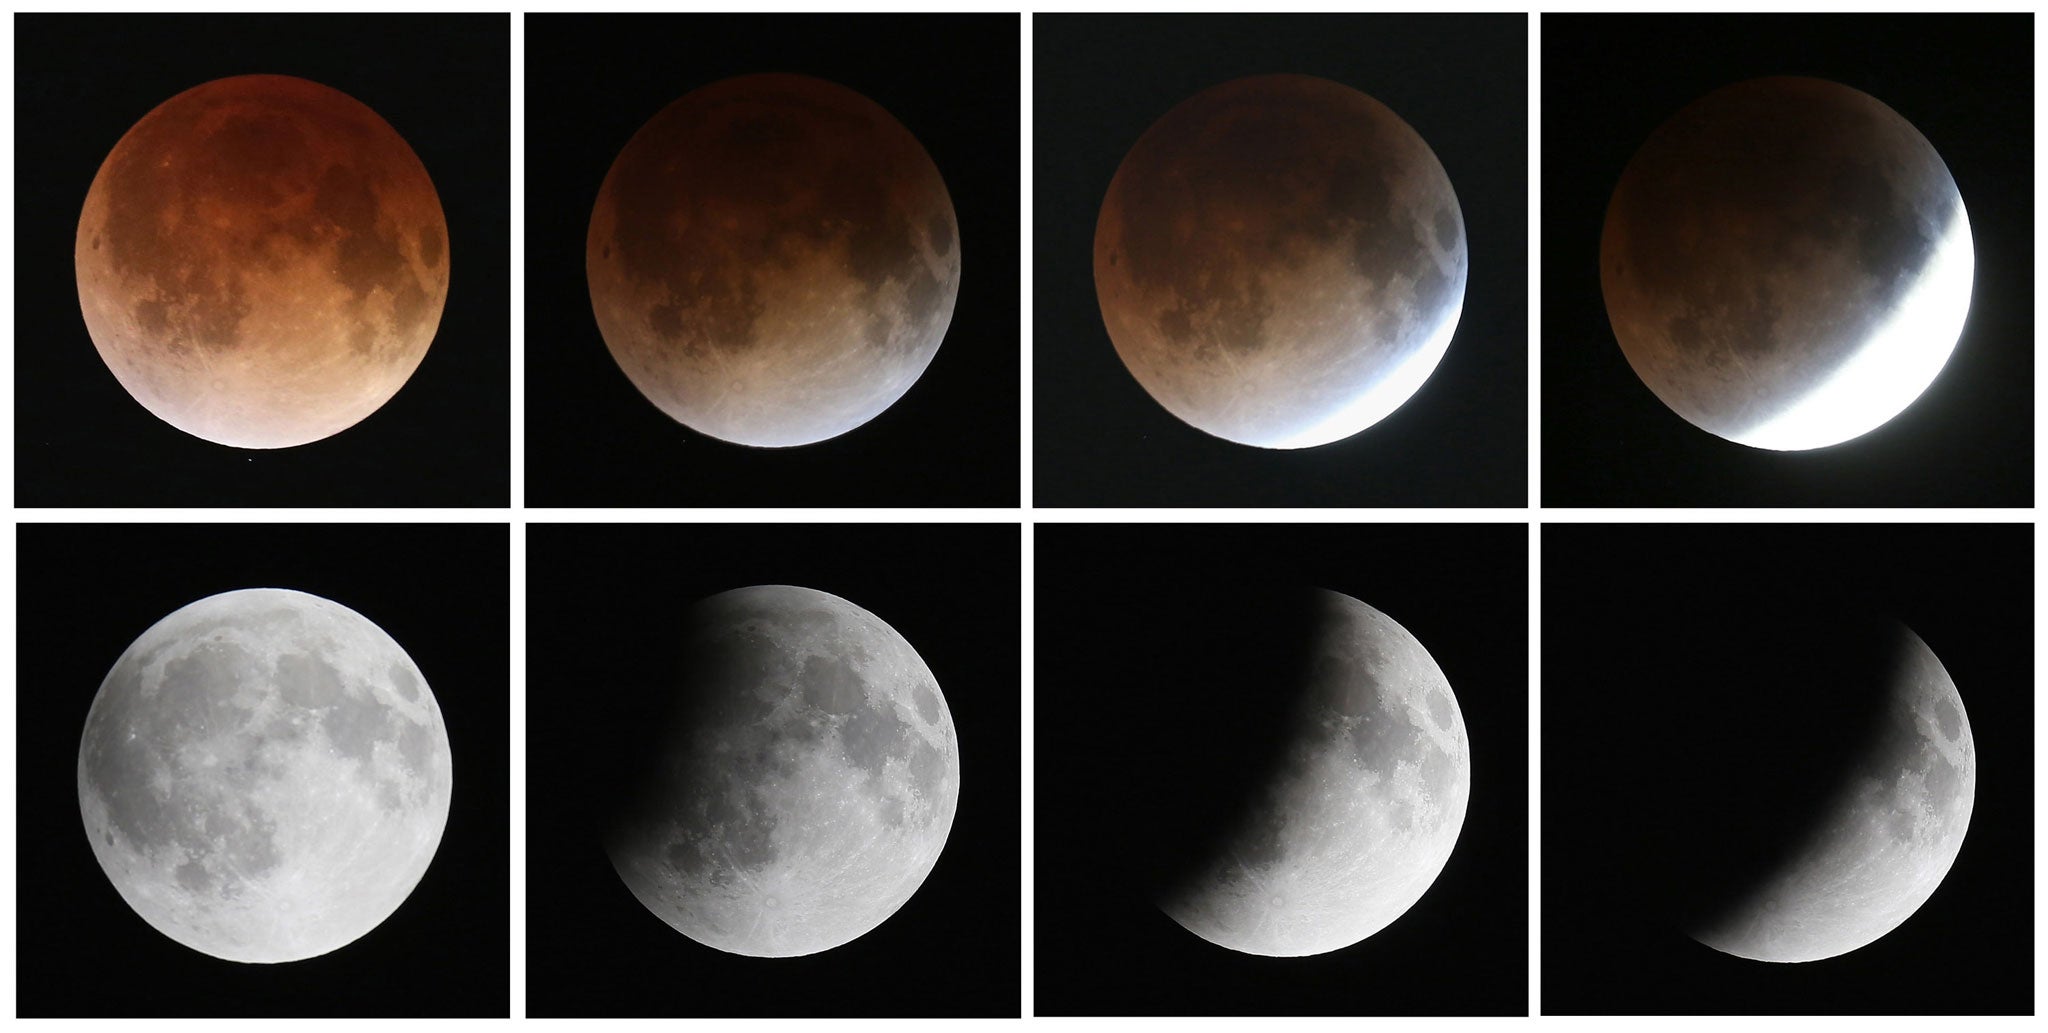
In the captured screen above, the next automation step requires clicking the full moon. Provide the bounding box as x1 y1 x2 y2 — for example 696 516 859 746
75 75 450 449
1162 590 1471 956
606 585 960 956
1689 623 1973 963
1094 75 1468 449
1602 77 1972 451
586 74 961 447
77 588 453 963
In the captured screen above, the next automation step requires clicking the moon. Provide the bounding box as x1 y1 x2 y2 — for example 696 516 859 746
76 588 453 963
1689 623 1973 963
74 74 450 449
605 585 960 956
1162 589 1471 956
1602 77 1972 451
585 74 961 447
1093 75 1468 450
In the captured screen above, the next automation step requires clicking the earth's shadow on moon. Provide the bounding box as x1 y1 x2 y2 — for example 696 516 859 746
1638 599 1908 939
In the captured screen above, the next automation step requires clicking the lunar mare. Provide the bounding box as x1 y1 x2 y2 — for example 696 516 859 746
586 74 961 447
1094 75 1468 449
77 588 453 963
1163 590 1470 957
1602 77 1972 451
606 585 960 957
75 75 450 449
1690 624 1974 963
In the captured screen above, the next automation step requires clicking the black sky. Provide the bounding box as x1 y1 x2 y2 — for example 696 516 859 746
524 523 1021 1016
13 14 510 507
1542 14 2033 506
1032 14 1527 507
1542 522 2032 1014
523 14 1020 507
1035 524 1527 1015
15 523 510 1017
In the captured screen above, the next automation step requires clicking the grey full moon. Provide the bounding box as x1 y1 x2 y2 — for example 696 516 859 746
586 74 961 447
1602 77 1972 451
77 588 453 963
1690 623 1973 963
606 585 960 957
1162 590 1470 956
75 75 450 449
1094 75 1468 449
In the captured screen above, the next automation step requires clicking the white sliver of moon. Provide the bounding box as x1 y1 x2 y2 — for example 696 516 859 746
76 588 452 963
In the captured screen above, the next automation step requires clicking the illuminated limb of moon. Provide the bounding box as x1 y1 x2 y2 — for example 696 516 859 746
585 74 962 448
1162 590 1471 956
1094 75 1469 450
1602 77 1972 451
606 586 960 957
76 589 453 963
74 75 450 449
1690 623 1974 963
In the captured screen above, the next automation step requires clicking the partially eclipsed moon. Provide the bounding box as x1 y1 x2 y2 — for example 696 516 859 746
586 74 962 448
606 585 960 957
1094 75 1469 450
1162 590 1471 956
1602 77 1972 451
75 75 450 449
77 588 453 963
1690 623 1973 963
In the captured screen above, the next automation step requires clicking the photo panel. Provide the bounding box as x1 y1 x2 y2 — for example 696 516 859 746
1032 14 1528 507
524 522 1021 1016
523 14 1022 508
1541 522 2032 1013
15 522 511 1016
13 14 512 507
1035 523 1527 1015
1541 14 2033 507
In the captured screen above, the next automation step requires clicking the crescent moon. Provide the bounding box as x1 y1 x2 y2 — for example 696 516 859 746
1689 622 1974 962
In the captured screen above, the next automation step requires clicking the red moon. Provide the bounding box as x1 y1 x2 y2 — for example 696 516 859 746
585 74 960 448
75 75 449 449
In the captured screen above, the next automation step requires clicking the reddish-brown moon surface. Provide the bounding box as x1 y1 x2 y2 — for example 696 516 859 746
75 75 449 449
586 74 960 448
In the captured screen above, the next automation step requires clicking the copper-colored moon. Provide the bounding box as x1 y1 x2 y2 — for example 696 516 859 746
1602 77 1972 451
74 74 449 450
585 74 961 448
1094 75 1468 450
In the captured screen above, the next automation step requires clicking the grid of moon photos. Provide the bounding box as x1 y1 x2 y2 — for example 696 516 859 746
8 7 2035 1023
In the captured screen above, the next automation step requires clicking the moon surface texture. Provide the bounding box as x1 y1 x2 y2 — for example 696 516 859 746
586 74 961 447
1094 75 1468 449
77 589 453 963
75 75 450 449
606 585 960 957
1602 77 1972 451
1162 590 1470 956
1690 623 1974 963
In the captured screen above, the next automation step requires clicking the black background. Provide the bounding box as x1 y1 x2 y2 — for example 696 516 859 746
1035 524 1527 1015
1542 15 2033 506
1032 15 1527 507
15 523 510 1016
1542 523 2032 1014
13 14 511 508
525 523 1020 1016
523 15 1020 507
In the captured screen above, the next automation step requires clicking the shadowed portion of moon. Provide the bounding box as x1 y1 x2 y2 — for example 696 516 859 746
1094 75 1468 449
586 74 961 447
1687 623 1974 963
1602 77 1972 451
75 75 449 449
77 589 453 963
1159 589 1470 957
606 585 960 957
